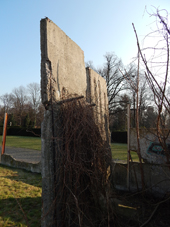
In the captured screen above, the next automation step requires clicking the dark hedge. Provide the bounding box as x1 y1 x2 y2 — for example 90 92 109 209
0 126 41 137
0 127 3 135
111 131 127 143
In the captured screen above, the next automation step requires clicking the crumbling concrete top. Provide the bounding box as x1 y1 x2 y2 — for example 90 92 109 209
40 18 87 105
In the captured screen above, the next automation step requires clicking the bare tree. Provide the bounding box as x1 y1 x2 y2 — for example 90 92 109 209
86 53 150 131
120 63 150 128
110 94 131 131
11 86 28 126
121 53 146 189
0 93 13 113
133 7 170 163
97 53 130 115
27 82 41 126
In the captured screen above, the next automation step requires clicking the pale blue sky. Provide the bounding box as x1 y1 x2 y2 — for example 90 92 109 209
0 0 170 97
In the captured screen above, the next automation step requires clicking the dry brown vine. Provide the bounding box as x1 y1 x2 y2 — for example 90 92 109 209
50 95 113 226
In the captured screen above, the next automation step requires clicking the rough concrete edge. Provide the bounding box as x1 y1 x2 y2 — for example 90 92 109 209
112 162 170 197
87 67 107 87
0 154 41 173
40 17 84 55
1 152 170 197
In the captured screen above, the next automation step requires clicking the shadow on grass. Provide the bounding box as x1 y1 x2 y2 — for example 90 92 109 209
0 197 41 227
0 164 42 188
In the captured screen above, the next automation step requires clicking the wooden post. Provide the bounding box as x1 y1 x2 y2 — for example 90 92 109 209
1 113 8 155
127 104 130 190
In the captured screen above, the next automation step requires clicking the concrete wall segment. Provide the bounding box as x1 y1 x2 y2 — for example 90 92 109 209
86 67 110 142
40 18 88 226
1 154 41 173
40 18 86 106
40 18 110 226
112 162 170 197
130 128 170 164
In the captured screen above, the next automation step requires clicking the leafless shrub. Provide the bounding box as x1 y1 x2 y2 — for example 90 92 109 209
48 95 113 226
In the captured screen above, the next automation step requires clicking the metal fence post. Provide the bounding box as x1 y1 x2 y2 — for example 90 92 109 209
127 104 130 190
1 113 8 155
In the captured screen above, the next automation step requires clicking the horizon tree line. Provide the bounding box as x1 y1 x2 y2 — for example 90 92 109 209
1 56 169 131
0 82 44 128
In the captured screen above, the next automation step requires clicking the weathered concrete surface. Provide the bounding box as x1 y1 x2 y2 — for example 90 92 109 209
86 67 110 142
112 161 170 197
130 128 170 164
41 17 86 105
0 147 41 173
41 18 89 227
41 108 57 226
1 154 41 173
40 18 110 226
0 147 41 163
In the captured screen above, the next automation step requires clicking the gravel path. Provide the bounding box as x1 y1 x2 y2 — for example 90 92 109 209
0 146 41 163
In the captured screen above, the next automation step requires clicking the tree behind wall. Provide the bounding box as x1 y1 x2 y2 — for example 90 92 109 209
23 113 30 128
86 53 133 131
97 53 128 115
27 82 41 127
132 7 170 163
0 93 13 113
11 86 28 126
0 83 44 128
110 94 131 131
7 113 16 126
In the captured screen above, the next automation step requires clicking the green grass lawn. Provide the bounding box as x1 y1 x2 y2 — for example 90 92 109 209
111 143 139 162
0 137 139 226
0 136 41 150
0 164 42 227
0 136 139 161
